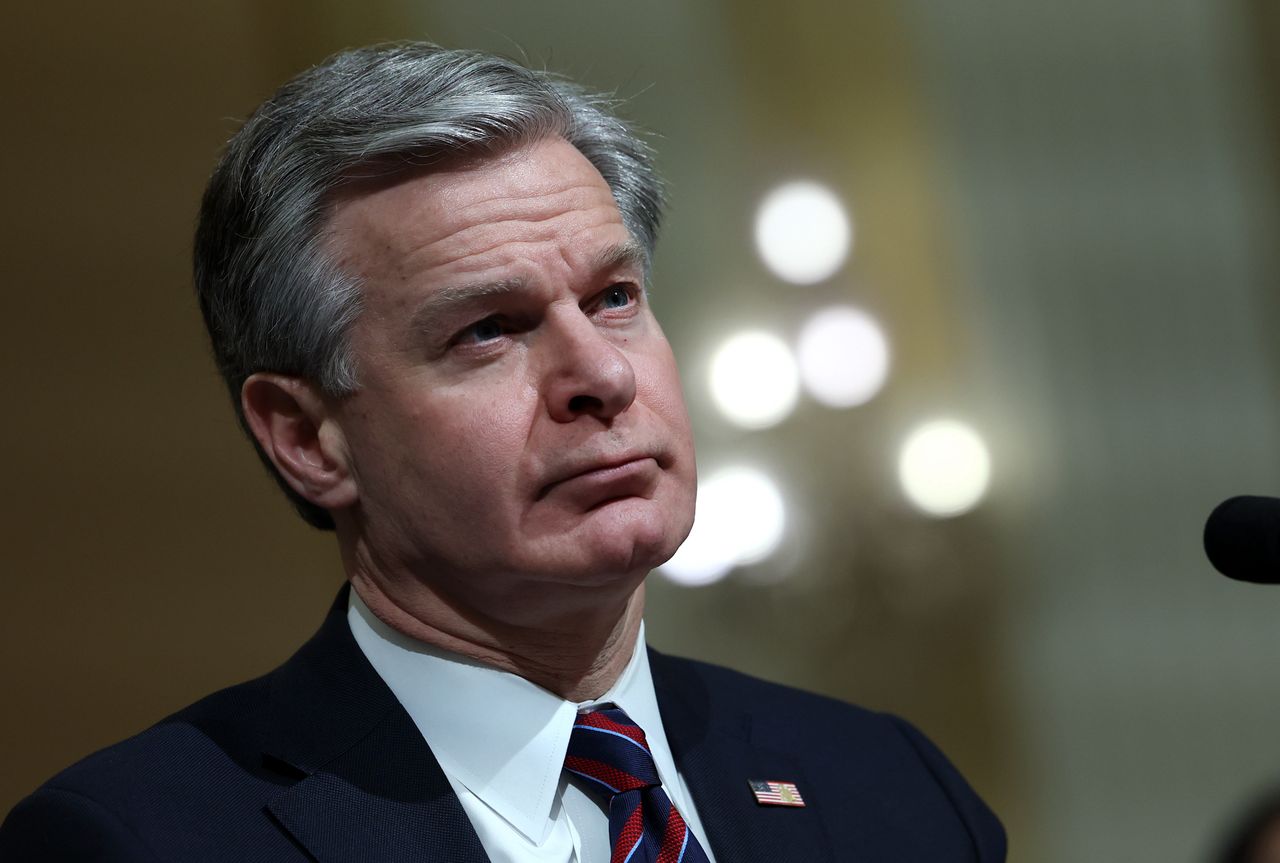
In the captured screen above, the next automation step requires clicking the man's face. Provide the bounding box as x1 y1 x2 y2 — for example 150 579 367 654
325 137 696 601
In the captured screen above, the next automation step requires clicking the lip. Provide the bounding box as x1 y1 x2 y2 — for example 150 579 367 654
537 454 657 501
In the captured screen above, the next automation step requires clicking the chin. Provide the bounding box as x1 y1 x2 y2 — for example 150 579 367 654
572 497 691 578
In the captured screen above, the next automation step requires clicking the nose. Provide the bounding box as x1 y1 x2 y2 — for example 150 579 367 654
543 311 637 424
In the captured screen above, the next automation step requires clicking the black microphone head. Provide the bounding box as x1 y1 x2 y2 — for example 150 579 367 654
1204 496 1280 584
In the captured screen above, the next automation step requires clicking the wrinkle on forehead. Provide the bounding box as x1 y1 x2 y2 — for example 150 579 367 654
404 207 625 277
324 138 624 285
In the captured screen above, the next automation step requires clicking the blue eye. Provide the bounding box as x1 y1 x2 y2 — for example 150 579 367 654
464 317 504 343
602 285 633 309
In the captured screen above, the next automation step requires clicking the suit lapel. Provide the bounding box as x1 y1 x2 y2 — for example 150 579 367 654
266 706 489 863
257 589 835 862
261 585 489 863
650 649 835 863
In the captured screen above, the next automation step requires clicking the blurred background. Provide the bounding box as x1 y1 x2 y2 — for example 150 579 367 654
4 1 1280 859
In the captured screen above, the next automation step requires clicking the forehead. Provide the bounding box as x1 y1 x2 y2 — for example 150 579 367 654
324 137 629 284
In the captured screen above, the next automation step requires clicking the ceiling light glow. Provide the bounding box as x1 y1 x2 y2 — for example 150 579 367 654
659 467 787 586
897 419 992 517
754 181 852 285
797 306 890 408
709 331 800 429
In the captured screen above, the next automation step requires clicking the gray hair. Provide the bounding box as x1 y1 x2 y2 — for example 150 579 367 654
193 42 665 530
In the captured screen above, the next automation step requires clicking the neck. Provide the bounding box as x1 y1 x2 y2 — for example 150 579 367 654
344 541 646 702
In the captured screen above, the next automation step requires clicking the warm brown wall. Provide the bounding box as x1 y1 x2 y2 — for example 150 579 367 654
0 1 386 814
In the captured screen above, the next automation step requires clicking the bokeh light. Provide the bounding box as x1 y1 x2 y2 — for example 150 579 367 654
897 419 992 517
709 331 800 429
797 306 890 408
754 181 853 284
660 466 787 586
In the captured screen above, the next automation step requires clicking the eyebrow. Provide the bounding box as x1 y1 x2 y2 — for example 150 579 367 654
409 277 527 342
590 240 649 275
408 240 649 341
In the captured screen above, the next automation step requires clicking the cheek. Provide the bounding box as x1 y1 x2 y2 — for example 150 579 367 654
409 382 538 503
343 374 536 515
635 345 694 441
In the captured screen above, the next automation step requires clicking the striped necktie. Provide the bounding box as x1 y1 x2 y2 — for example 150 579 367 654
564 706 712 863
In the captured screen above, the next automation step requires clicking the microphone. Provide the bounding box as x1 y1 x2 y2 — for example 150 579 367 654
1204 496 1280 584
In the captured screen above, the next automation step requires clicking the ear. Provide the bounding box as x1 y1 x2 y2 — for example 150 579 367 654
240 373 358 512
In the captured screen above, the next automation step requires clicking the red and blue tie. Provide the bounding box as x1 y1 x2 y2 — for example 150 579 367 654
564 706 712 863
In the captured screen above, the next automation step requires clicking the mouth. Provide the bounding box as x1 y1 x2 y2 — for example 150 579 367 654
537 454 659 503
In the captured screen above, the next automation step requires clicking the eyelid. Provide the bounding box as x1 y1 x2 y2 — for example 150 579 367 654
587 281 643 311
448 314 506 347
441 282 640 352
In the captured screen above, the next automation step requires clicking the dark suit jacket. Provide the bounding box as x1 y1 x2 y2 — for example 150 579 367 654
1 586 1005 861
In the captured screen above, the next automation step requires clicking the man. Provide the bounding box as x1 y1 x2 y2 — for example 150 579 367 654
1 43 1005 861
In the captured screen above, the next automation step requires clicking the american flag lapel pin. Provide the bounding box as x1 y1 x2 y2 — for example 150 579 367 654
748 779 806 807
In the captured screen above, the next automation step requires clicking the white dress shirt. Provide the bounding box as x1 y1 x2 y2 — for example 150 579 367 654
347 591 717 863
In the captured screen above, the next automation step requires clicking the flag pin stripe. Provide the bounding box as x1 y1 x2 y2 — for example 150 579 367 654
748 779 806 807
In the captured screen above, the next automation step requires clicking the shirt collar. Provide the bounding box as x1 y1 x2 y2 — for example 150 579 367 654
346 589 662 844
